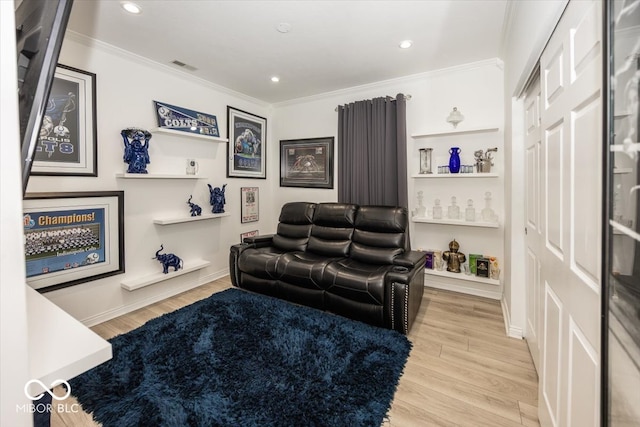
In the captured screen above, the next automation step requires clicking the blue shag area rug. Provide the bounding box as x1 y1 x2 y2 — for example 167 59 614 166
70 288 412 427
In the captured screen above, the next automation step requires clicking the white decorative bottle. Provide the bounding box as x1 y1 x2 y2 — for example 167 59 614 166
465 199 476 222
481 191 498 222
433 199 443 219
415 191 426 217
447 196 460 220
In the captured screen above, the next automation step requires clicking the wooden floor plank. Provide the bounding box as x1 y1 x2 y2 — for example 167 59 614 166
51 279 539 426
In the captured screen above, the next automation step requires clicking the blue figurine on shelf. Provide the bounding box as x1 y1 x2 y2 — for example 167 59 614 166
152 244 183 274
208 183 227 214
121 128 151 173
187 195 202 217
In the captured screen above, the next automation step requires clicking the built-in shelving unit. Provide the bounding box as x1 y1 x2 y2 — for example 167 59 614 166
411 122 503 299
411 172 498 178
412 217 499 228
425 269 500 286
151 127 228 143
116 173 207 179
411 126 499 138
121 259 211 291
153 212 230 225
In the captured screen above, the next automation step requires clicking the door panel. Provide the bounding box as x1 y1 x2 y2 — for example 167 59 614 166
545 123 565 257
542 282 563 427
567 317 599 427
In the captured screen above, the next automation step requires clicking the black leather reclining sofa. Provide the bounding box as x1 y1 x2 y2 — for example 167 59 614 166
229 202 425 334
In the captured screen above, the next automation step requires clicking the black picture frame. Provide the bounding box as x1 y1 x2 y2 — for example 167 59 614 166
23 191 125 292
31 64 98 177
227 106 267 179
280 137 334 189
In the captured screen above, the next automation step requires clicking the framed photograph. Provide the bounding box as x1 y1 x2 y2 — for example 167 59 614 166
153 100 220 138
227 106 267 179
280 137 334 188
31 65 98 177
240 230 259 242
23 191 125 292
240 187 259 223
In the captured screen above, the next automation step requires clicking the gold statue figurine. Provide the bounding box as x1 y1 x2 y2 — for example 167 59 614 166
443 239 466 273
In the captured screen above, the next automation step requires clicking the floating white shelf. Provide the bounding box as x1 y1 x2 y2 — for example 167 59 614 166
614 111 631 119
610 142 640 153
411 126 499 138
153 212 230 225
121 259 211 291
412 217 499 228
116 173 207 179
425 269 500 286
613 168 633 174
610 220 640 242
150 127 228 143
411 172 498 178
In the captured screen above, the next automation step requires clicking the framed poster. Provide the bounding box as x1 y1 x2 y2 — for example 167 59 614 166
280 137 334 188
240 230 259 242
240 187 259 223
23 191 125 292
31 65 98 177
153 100 220 138
227 106 267 179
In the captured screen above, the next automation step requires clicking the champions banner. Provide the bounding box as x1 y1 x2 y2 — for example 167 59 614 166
153 101 220 138
23 207 106 278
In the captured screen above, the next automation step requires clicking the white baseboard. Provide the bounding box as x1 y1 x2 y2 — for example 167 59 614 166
501 296 523 339
425 282 502 300
80 268 229 327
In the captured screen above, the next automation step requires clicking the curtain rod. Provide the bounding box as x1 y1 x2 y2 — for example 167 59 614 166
334 94 411 111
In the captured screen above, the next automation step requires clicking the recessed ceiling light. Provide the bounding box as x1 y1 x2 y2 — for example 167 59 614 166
121 2 142 14
271 76 280 83
399 40 413 49
276 23 292 34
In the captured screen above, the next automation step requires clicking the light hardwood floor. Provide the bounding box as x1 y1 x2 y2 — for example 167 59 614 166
52 277 539 427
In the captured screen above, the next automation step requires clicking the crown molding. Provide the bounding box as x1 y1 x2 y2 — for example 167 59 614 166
63 31 269 107
272 58 504 109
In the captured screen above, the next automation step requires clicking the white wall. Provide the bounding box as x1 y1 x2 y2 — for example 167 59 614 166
501 0 568 336
1 2 33 425
33 33 278 325
273 60 505 299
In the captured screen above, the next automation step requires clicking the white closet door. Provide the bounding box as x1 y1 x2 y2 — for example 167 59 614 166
538 0 602 426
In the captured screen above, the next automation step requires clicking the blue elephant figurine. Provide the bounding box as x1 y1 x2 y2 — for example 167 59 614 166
152 244 183 274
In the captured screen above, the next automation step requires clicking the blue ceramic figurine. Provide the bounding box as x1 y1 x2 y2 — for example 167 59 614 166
121 128 151 173
208 184 227 214
187 195 202 217
152 244 183 274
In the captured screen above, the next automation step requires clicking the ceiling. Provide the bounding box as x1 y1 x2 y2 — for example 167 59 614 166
67 1 509 104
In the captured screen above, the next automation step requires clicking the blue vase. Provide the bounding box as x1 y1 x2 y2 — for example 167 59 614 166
449 147 461 173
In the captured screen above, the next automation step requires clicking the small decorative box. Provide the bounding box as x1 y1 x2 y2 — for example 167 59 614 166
476 258 490 278
424 251 434 269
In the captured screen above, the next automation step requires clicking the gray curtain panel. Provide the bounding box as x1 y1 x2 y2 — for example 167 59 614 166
337 93 408 207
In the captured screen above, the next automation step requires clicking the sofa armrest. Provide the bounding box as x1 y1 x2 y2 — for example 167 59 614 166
386 257 425 334
393 250 425 268
242 234 274 247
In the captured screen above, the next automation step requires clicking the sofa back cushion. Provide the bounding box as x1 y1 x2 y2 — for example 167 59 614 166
307 203 357 257
272 202 316 252
350 206 408 264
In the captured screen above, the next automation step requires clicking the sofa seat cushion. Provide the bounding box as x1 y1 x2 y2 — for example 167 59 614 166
238 246 289 280
276 252 345 290
322 258 393 306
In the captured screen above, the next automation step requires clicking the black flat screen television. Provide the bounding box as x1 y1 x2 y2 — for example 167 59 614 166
16 0 74 195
